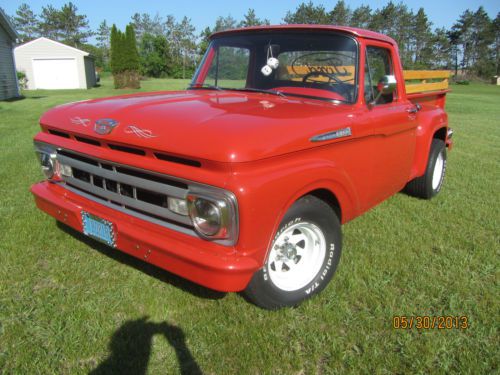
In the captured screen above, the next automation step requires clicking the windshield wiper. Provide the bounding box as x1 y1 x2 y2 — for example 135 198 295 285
225 87 286 98
188 83 223 91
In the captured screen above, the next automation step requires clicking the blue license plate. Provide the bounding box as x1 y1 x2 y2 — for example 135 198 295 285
81 212 116 247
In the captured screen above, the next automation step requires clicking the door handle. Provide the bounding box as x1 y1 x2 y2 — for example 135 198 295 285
406 103 422 114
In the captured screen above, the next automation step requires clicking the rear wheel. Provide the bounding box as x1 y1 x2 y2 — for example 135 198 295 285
405 139 447 199
244 195 342 310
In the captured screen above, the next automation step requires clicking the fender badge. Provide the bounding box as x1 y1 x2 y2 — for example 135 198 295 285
94 118 119 135
310 127 352 142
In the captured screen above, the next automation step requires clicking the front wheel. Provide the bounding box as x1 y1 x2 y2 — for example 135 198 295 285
244 195 342 310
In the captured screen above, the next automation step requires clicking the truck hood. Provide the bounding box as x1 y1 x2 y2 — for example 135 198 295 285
40 90 355 163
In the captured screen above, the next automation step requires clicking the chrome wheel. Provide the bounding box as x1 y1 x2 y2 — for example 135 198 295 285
267 222 326 291
432 151 444 190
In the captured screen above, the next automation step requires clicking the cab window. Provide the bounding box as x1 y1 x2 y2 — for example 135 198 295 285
365 46 394 104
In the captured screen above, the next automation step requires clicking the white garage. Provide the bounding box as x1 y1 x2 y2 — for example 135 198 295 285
14 37 96 90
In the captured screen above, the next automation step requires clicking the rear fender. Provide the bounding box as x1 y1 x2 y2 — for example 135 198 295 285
410 109 448 180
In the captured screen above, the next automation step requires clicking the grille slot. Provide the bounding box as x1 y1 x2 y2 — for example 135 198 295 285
49 129 71 138
108 143 146 155
75 136 101 146
57 150 192 229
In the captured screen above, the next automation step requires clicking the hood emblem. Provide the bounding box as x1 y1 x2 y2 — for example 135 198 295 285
70 117 90 127
94 118 119 135
124 125 157 139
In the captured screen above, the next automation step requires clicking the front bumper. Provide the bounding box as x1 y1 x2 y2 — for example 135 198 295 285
31 181 259 292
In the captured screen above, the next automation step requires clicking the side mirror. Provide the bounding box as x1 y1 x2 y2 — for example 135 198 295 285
370 75 397 106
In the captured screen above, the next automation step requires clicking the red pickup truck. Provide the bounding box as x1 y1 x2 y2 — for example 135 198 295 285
31 25 452 309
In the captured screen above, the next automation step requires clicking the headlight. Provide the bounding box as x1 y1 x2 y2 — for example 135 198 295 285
187 189 238 242
189 198 221 236
34 142 60 180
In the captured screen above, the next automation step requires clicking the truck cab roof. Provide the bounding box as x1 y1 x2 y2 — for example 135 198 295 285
210 24 397 46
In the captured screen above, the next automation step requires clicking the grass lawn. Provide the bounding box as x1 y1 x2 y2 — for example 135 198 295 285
0 76 498 374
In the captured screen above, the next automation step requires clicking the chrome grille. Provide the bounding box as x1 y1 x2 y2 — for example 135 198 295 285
56 149 195 234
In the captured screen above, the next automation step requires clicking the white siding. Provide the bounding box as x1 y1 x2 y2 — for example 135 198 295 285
14 38 92 89
0 23 19 100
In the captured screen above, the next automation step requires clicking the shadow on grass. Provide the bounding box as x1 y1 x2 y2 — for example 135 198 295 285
56 222 226 300
90 317 202 375
3 95 47 102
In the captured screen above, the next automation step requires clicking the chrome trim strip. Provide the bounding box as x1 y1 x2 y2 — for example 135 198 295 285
57 153 186 198
64 184 196 237
310 127 352 142
65 176 192 226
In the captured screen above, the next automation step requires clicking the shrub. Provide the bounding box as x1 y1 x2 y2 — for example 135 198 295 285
16 71 28 89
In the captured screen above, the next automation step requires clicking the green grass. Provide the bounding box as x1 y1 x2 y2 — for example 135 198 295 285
0 76 498 374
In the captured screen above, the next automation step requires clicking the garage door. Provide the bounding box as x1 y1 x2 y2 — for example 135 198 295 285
32 58 79 89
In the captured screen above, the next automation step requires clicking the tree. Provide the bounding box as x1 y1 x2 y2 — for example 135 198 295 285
58 2 92 46
494 13 500 75
213 15 238 32
451 9 474 73
198 27 212 57
39 5 61 40
350 5 372 29
329 1 351 26
178 17 197 79
139 33 173 77
239 9 270 28
413 8 433 67
470 7 495 77
283 1 330 24
96 20 111 69
131 12 165 42
431 28 452 69
12 3 39 43
110 24 140 88
125 24 140 72
38 2 91 46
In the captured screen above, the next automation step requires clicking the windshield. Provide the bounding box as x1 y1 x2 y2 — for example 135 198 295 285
191 32 358 103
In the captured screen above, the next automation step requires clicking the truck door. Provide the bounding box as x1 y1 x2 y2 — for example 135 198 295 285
364 44 417 205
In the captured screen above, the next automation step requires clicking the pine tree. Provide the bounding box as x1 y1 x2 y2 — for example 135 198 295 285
125 24 140 72
96 20 111 68
239 9 270 28
350 5 372 29
59 2 92 47
413 8 433 68
283 1 330 24
330 1 351 26
12 3 39 43
39 5 61 40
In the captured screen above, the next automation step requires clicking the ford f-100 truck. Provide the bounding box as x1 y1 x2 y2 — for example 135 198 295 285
31 25 453 309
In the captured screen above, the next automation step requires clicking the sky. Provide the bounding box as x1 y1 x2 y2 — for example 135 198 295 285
2 0 499 39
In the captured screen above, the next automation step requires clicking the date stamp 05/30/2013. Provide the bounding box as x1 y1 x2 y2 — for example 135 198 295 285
393 316 469 330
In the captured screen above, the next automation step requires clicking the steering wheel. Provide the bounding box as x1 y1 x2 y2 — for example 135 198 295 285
302 71 352 101
302 71 345 85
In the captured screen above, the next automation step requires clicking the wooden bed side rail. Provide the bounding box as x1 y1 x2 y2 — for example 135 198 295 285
403 70 450 94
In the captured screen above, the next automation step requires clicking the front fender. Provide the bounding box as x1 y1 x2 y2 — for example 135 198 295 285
228 153 361 266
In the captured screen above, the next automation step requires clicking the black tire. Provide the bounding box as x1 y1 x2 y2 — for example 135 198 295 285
244 195 342 310
404 139 447 199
